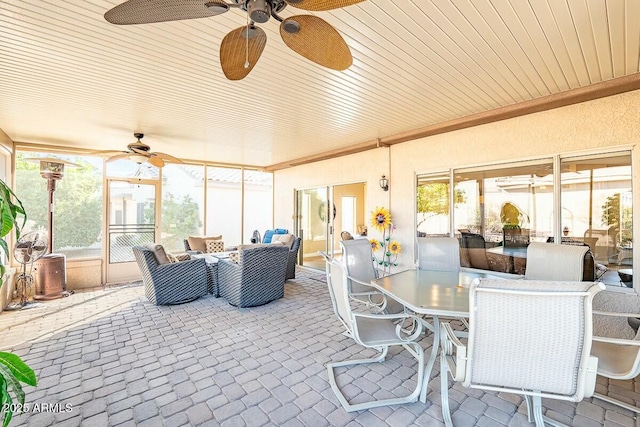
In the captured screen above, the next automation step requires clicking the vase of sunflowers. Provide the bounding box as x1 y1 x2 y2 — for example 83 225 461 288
369 207 401 275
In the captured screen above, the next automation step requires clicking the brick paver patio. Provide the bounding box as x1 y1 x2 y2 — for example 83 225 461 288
0 269 638 426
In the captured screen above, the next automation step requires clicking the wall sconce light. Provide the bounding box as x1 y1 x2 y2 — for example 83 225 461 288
379 175 389 191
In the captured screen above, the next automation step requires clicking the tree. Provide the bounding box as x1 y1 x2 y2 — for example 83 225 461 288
416 183 465 231
147 193 202 252
15 153 102 250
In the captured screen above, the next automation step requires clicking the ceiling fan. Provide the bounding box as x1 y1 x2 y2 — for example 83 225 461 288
103 0 362 80
99 133 184 167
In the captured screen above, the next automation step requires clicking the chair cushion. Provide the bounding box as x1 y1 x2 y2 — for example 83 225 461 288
205 240 225 253
188 235 222 253
143 243 171 264
271 233 294 248
166 252 179 263
263 228 288 244
228 252 239 263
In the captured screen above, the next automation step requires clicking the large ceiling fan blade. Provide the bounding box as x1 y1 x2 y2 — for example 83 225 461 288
104 0 229 25
153 152 184 164
280 15 352 70
147 156 165 168
285 0 364 11
220 26 267 80
106 153 133 163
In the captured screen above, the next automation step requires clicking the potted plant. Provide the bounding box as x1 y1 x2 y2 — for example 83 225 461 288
500 202 530 247
0 178 37 426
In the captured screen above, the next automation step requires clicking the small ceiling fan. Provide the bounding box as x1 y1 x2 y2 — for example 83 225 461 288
103 0 362 80
98 133 184 167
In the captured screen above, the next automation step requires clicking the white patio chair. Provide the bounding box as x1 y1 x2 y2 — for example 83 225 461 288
417 237 461 272
525 242 589 281
440 278 604 427
324 258 425 412
340 239 404 314
590 290 640 413
416 237 467 329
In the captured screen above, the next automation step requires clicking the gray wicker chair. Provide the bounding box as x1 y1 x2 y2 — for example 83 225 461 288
217 245 289 307
133 245 208 305
286 237 301 280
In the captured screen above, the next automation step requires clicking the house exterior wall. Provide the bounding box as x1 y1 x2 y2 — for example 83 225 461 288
273 89 640 274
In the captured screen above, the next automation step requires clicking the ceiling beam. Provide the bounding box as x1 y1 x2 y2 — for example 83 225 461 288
265 73 640 172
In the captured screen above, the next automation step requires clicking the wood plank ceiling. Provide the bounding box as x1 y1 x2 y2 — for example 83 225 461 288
1 0 639 168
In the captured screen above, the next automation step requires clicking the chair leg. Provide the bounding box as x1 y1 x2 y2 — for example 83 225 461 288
420 315 440 403
531 395 545 427
327 343 424 413
441 351 453 427
593 392 640 414
524 394 570 427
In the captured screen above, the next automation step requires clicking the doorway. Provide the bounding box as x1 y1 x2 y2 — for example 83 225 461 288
295 182 366 270
106 179 159 283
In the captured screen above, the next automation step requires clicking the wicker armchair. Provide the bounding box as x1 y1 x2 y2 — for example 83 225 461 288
217 245 289 307
286 237 301 280
133 245 208 305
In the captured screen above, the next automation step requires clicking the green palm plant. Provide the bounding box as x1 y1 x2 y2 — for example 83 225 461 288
0 178 37 427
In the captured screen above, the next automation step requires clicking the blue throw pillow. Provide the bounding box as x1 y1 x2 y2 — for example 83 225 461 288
263 230 276 244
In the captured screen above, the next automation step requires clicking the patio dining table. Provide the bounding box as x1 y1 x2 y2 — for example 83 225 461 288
370 269 506 403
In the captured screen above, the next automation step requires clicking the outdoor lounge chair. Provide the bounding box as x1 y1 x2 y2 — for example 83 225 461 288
440 278 603 426
133 245 208 305
324 258 425 412
217 245 289 307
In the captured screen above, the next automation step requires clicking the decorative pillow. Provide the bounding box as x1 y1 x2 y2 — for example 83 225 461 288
271 234 294 248
143 243 171 264
166 252 179 263
263 230 276 244
205 240 225 253
263 228 288 244
228 252 239 263
174 253 191 262
188 235 222 253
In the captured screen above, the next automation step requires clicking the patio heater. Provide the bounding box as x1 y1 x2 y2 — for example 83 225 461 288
26 158 78 300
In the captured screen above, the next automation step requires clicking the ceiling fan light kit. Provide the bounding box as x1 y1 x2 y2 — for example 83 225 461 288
104 0 363 80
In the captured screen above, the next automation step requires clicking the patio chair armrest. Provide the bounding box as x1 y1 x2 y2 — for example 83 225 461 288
594 310 640 318
592 335 640 345
347 275 380 292
441 322 467 381
354 312 423 341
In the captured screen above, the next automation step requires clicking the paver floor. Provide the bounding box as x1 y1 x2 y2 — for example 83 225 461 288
0 269 638 426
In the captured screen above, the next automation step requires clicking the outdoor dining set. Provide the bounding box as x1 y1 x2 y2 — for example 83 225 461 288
322 237 640 427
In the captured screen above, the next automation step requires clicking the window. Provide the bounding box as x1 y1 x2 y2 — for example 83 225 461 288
206 166 242 247
243 170 273 244
416 173 451 237
560 152 633 287
160 164 205 253
15 151 103 259
453 159 554 244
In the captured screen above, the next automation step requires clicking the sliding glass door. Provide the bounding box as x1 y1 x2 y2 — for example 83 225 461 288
295 182 367 270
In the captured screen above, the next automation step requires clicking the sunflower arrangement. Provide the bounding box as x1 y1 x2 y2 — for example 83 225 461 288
369 207 401 274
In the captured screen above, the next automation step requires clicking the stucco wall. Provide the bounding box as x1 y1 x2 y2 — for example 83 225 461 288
274 89 640 272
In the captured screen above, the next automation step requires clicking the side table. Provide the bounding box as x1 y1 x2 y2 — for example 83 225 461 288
191 254 220 296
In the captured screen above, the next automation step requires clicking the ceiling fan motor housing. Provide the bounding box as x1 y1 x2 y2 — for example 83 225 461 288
248 0 271 23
